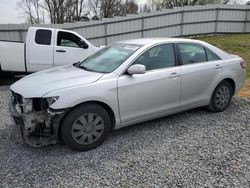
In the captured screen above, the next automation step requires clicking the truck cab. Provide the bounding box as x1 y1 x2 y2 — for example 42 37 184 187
0 27 99 73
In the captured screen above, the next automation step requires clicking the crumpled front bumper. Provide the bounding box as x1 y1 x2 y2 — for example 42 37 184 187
9 97 65 147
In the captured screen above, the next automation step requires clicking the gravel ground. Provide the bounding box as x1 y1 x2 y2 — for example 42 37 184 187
0 87 250 188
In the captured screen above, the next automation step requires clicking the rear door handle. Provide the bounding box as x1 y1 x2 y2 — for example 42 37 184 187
215 64 222 69
56 50 66 53
169 72 180 78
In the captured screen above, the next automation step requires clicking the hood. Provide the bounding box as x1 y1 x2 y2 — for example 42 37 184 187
10 65 104 98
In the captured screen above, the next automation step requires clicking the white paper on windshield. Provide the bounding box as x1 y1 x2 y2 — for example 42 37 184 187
124 45 139 51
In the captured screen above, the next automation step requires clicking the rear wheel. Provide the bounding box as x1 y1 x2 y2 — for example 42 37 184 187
208 80 233 112
61 103 111 151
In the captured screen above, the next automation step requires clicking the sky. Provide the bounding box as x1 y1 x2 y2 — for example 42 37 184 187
0 0 23 24
0 0 147 24
0 0 248 24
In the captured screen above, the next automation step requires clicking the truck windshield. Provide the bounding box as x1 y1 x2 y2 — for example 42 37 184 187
78 43 142 73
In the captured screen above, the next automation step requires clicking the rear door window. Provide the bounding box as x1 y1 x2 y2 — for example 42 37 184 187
178 43 207 65
35 29 52 45
205 48 221 61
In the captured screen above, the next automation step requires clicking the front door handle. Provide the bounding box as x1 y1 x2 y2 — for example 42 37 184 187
215 64 222 69
56 49 66 53
169 72 180 78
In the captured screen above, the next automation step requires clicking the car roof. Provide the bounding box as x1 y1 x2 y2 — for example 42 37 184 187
114 37 232 61
115 38 202 46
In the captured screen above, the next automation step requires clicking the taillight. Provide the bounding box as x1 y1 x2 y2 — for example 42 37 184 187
240 61 247 69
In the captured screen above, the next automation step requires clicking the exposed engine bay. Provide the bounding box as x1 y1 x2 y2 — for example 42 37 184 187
9 91 65 147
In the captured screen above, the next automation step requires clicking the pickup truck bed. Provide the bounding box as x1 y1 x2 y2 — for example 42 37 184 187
0 41 25 72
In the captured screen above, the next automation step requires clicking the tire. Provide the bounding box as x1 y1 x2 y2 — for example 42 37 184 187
60 103 111 151
0 71 14 78
208 80 233 112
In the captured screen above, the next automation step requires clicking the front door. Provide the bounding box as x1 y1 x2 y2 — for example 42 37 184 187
118 43 181 123
53 31 93 66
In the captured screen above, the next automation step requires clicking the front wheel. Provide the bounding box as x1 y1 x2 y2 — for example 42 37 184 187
208 80 233 112
61 103 111 151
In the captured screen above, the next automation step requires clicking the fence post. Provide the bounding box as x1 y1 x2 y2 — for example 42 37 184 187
104 21 108 45
18 30 23 42
214 8 219 34
180 10 184 36
141 16 144 38
244 8 249 33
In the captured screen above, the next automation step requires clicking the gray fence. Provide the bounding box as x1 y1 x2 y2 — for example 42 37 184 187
0 4 249 46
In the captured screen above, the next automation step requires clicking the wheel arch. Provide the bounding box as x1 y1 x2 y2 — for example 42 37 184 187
221 78 236 95
57 100 116 144
211 77 236 97
85 100 116 130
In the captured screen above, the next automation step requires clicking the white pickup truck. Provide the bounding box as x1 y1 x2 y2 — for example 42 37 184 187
0 27 99 73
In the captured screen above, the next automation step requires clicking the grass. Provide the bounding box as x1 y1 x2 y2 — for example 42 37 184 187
194 34 250 79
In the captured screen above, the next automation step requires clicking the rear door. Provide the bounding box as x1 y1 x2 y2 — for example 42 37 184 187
26 28 54 72
53 31 93 66
118 43 181 123
177 42 222 108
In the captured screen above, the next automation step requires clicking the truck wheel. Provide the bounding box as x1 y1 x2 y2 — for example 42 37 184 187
61 103 111 151
208 80 233 112
0 71 14 78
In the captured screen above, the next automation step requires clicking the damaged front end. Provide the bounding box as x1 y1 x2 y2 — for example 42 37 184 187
9 91 66 147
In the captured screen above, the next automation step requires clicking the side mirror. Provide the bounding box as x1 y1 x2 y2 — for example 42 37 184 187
127 64 146 75
79 40 89 49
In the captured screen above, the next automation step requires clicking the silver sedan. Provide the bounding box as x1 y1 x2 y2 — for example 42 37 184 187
10 38 247 151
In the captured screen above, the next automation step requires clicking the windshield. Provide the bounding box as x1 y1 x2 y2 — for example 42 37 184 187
78 43 142 73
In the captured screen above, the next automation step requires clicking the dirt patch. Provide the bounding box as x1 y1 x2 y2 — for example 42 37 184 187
236 79 250 98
